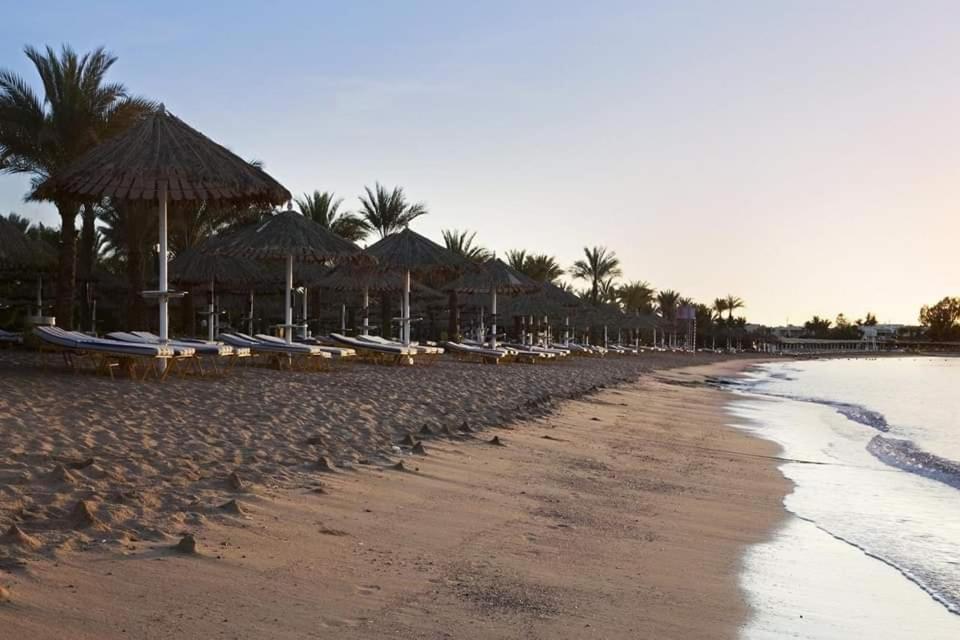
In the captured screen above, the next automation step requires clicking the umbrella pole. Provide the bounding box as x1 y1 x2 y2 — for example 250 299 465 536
490 289 497 350
604 325 608 349
341 303 346 334
564 316 570 347
403 270 411 346
36 274 42 316
302 286 308 339
285 255 294 343
159 185 169 348
362 287 369 336
248 290 255 335
208 279 215 342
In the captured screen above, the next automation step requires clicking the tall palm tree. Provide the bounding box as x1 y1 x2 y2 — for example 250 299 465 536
656 289 681 347
724 294 745 321
522 254 564 283
2 212 31 233
618 280 655 314
505 249 527 272
357 183 427 238
441 229 492 262
570 246 622 305
295 190 368 243
712 298 728 323
0 45 154 328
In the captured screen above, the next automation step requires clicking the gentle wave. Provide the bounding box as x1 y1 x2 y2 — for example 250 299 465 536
868 435 960 491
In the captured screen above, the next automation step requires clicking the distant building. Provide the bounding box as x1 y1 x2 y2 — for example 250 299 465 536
771 325 805 338
860 324 904 340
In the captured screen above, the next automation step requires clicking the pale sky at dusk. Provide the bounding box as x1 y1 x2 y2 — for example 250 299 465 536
2 1 958 326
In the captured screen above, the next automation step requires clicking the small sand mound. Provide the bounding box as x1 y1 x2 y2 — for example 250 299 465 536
218 499 245 515
69 500 104 530
0 585 10 602
56 456 95 470
305 435 325 445
227 471 247 491
459 421 473 433
174 534 198 554
1 524 41 551
439 425 455 436
411 442 427 455
400 434 418 446
488 436 505 447
419 424 434 436
317 457 336 472
46 464 77 485
390 461 407 472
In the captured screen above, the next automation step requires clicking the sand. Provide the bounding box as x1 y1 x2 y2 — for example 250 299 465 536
0 352 788 638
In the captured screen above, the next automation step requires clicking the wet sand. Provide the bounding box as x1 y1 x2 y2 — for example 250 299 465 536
0 353 787 638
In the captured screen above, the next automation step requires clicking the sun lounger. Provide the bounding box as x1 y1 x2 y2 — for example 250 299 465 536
329 333 418 365
256 334 355 359
107 331 250 375
444 341 509 364
356 334 444 357
220 332 331 370
34 326 183 380
0 329 22 346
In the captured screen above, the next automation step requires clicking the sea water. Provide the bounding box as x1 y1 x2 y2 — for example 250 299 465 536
727 357 960 639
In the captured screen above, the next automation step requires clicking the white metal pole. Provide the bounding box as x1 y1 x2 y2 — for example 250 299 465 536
158 184 169 342
301 286 308 339
36 274 42 314
341 303 346 334
564 316 570 346
285 255 293 343
490 289 497 349
208 279 215 341
403 270 411 346
248 290 255 335
362 286 370 336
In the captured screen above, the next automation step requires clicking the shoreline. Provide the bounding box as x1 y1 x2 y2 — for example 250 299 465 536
0 355 788 638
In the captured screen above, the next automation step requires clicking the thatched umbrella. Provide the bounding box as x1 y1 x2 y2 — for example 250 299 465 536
169 245 269 340
310 264 441 335
364 228 469 345
35 106 290 346
213 209 362 342
443 259 538 348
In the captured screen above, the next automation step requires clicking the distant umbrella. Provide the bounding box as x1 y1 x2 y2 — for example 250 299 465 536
214 209 364 341
35 106 290 346
170 245 270 340
444 258 538 348
364 228 469 345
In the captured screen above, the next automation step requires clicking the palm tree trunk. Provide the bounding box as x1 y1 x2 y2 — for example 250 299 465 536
54 201 79 329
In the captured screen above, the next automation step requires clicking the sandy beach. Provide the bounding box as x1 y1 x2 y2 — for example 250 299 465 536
0 353 787 638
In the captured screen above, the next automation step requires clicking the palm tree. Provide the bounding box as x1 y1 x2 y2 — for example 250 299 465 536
295 190 368 243
618 280 655 314
2 212 31 233
0 45 154 328
441 229 492 262
506 249 527 272
357 183 427 238
570 246 622 305
724 294 745 321
656 289 681 345
712 297 728 323
522 254 564 283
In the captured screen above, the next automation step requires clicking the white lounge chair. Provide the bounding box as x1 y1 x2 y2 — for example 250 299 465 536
220 332 331 370
329 333 418 365
255 334 355 359
0 329 22 346
357 334 444 356
34 326 185 380
444 341 508 364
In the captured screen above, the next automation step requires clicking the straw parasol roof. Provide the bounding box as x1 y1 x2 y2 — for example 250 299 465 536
310 263 441 295
169 246 269 287
363 228 469 273
214 211 363 262
35 107 290 205
443 258 538 294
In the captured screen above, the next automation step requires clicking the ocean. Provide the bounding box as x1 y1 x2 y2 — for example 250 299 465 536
726 356 960 639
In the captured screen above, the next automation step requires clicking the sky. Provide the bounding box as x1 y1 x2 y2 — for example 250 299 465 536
2 0 959 326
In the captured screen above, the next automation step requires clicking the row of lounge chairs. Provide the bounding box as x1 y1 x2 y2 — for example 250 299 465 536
25 324 647 379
